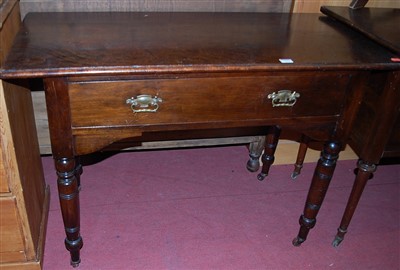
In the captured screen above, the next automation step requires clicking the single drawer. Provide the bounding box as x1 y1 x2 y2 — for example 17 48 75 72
69 73 350 129
0 197 25 263
0 158 9 193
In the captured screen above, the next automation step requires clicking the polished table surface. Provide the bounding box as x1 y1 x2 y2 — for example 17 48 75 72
1 12 399 267
2 12 398 77
321 6 400 55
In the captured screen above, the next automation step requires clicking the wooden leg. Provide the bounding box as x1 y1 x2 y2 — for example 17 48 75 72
332 160 376 247
55 157 83 267
247 136 266 172
293 141 341 246
349 0 369 9
257 126 281 181
44 77 83 266
291 135 310 180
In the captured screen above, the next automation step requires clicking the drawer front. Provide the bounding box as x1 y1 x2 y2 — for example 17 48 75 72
69 74 350 128
0 198 25 263
0 157 10 193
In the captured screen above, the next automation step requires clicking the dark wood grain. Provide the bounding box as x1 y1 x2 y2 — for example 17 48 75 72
321 6 400 54
1 12 398 79
348 71 400 161
1 12 399 266
43 77 83 266
68 73 349 128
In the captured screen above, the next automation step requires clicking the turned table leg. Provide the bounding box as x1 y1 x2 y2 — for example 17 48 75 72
257 126 281 181
247 136 266 172
44 77 83 266
293 141 341 246
291 135 310 180
332 160 376 247
55 157 83 267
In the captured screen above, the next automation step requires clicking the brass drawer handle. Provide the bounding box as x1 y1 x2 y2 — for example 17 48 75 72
268 90 300 107
126 94 163 113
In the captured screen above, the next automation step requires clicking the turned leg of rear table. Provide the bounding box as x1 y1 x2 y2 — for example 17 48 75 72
332 160 376 247
257 126 281 181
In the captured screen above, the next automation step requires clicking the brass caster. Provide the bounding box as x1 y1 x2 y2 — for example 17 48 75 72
291 171 300 180
332 236 344 247
71 259 81 268
292 236 304 247
257 173 267 181
246 158 260 172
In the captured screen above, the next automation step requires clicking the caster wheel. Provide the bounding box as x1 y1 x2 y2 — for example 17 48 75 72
292 237 304 247
332 236 343 247
291 171 300 180
257 173 267 181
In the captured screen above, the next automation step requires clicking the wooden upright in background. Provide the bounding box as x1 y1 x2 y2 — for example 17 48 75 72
292 0 399 13
0 1 49 269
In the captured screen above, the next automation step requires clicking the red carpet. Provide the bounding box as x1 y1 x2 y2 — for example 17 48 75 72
42 146 399 269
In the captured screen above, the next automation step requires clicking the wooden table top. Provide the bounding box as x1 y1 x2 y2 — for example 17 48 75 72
1 12 398 78
321 6 400 54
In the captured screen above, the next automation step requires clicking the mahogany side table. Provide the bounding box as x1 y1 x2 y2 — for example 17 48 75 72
1 12 398 266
